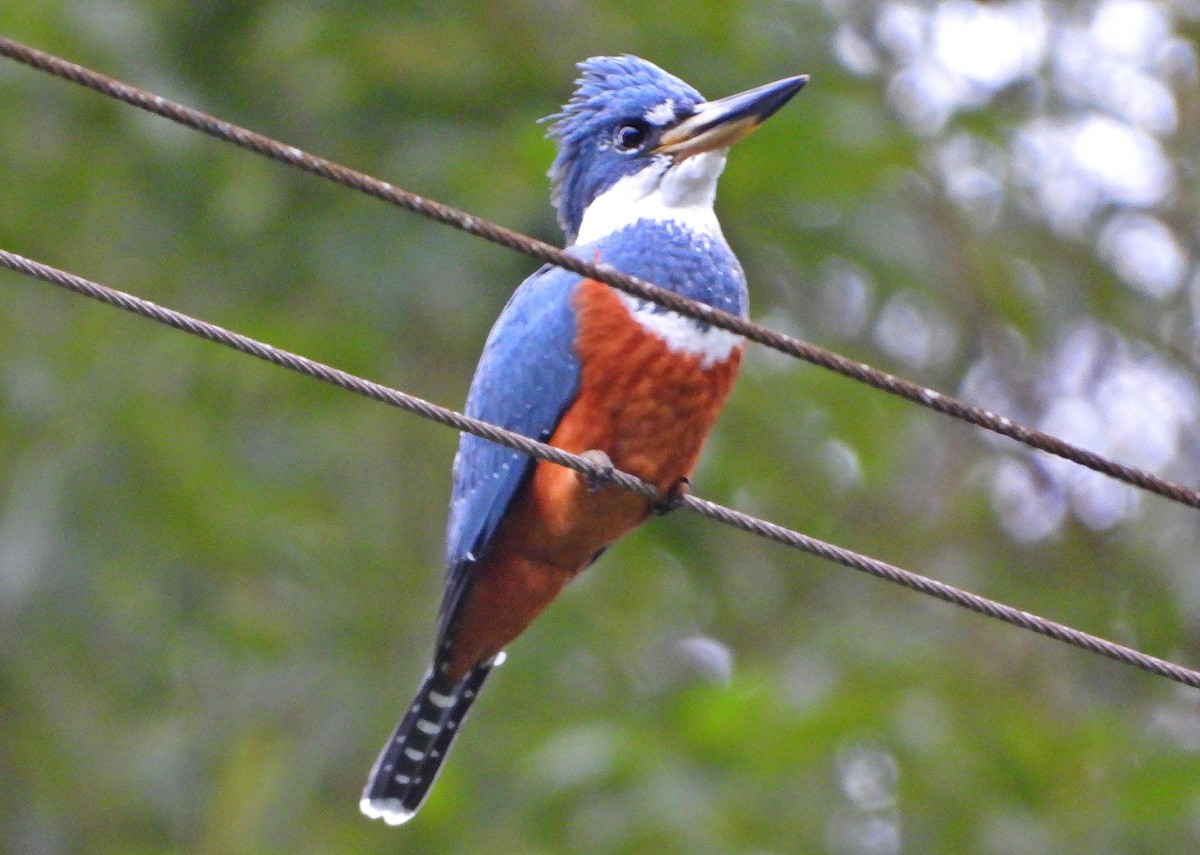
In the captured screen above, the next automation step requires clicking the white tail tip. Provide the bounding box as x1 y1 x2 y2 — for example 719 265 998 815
360 797 414 826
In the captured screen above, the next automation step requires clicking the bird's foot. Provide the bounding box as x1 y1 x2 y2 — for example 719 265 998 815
578 449 615 493
651 476 691 516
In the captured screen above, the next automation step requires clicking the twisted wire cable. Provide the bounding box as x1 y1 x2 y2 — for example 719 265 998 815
2 36 1197 511
3 246 1197 691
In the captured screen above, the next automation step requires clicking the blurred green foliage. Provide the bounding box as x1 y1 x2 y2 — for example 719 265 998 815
3 2 1200 853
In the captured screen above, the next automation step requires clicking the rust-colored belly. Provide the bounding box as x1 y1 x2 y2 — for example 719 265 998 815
444 279 742 677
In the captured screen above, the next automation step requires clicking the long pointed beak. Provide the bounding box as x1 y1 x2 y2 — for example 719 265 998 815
654 73 808 159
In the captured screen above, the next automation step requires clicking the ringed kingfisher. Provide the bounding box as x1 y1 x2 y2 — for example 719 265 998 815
361 55 806 825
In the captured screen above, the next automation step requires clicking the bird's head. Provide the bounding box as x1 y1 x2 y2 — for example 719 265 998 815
545 55 807 245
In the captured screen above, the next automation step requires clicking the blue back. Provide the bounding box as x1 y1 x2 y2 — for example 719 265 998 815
438 259 580 635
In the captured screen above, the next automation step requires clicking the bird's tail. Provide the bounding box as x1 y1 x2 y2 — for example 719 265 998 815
359 655 500 825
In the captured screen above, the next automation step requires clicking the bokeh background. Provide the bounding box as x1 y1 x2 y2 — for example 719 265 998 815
3 1 1200 852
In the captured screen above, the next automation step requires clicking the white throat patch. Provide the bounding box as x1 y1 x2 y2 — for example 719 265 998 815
574 149 729 246
574 149 741 367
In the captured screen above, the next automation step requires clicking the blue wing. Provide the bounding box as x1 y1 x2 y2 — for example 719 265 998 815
437 261 582 638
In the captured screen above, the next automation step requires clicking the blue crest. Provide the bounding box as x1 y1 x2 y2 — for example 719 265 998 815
544 56 704 243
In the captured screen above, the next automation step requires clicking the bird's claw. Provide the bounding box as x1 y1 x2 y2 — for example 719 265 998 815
578 449 615 493
651 476 691 516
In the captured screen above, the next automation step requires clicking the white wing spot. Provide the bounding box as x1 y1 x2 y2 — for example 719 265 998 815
415 719 440 735
428 691 454 708
404 747 425 762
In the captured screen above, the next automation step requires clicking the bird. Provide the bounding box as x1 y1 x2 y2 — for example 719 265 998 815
360 55 806 826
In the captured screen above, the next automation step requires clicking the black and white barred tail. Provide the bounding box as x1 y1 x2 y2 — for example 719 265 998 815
359 653 502 825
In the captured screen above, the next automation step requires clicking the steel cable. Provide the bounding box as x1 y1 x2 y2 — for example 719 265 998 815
3 246 1198 691
2 35 1198 511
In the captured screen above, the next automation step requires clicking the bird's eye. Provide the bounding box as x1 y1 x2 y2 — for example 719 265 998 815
612 120 649 153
